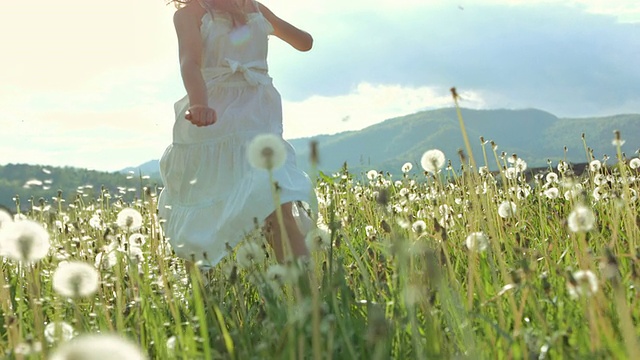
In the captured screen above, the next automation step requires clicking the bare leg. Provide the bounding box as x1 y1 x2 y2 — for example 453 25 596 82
264 202 310 262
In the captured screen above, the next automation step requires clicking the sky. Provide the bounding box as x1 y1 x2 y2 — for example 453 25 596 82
0 0 639 171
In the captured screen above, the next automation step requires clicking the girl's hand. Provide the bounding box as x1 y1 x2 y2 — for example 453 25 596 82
185 105 217 127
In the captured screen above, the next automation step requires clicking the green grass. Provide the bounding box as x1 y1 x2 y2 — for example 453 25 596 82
1 111 639 359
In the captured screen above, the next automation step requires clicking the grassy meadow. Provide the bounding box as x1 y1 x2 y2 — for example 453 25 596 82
0 108 639 359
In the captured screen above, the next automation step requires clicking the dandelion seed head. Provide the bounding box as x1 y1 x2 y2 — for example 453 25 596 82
0 208 13 232
543 187 559 199
49 333 146 360
411 220 426 233
567 205 596 233
420 149 446 174
44 321 75 344
589 160 602 172
401 162 413 173
247 133 287 171
235 242 265 269
305 227 331 251
567 270 598 298
116 208 143 232
557 161 569 174
52 261 100 298
0 219 50 263
630 158 640 170
497 201 517 218
465 232 489 252
545 172 558 184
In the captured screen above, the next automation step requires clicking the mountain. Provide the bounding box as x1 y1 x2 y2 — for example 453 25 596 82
123 107 639 178
0 164 161 212
2 107 638 210
289 108 640 176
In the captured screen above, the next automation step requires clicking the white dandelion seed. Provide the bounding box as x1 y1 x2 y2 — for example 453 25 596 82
88 214 103 230
247 133 287 171
504 167 518 180
0 219 50 263
0 209 13 233
420 149 446 174
567 205 595 233
543 187 559 200
116 208 143 232
545 172 558 184
630 158 640 170
128 233 147 247
401 162 413 173
497 201 517 219
365 225 376 238
235 242 265 269
612 138 625 147
44 321 76 344
465 232 489 252
411 220 426 233
265 263 297 291
589 160 602 172
366 170 379 180
49 333 146 360
593 173 607 186
305 227 331 251
567 270 598 299
557 161 570 174
52 261 100 298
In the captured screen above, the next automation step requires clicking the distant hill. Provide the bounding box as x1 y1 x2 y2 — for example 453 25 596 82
0 164 162 212
289 108 640 176
2 107 638 209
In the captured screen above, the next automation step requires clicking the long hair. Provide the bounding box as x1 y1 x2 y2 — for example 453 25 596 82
168 0 248 26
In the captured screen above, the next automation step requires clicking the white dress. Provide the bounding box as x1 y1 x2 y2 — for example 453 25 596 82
158 2 315 267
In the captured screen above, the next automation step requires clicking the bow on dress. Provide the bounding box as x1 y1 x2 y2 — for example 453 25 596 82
201 58 271 86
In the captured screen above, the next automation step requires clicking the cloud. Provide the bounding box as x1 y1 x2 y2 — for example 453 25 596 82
282 83 486 139
268 1 640 116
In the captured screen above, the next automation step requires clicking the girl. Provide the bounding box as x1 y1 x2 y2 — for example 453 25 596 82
159 0 316 267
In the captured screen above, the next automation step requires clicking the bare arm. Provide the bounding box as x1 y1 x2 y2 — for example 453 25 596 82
258 3 313 52
173 6 217 126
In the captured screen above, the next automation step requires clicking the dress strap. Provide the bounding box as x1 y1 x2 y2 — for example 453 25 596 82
197 0 215 19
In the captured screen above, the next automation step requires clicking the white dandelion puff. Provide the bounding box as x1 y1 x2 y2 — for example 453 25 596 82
0 219 50 263
557 161 570 174
247 133 287 171
235 242 265 269
420 149 446 174
543 187 559 200
365 225 376 238
630 158 640 170
611 138 625 147
567 205 596 233
411 220 427 233
497 201 517 219
567 270 598 299
265 263 297 291
52 261 100 298
44 321 76 344
366 170 379 180
504 167 518 180
49 333 146 360
545 172 558 184
0 208 13 229
128 233 147 247
401 162 413 173
116 208 143 232
465 232 489 252
589 160 602 172
305 227 331 251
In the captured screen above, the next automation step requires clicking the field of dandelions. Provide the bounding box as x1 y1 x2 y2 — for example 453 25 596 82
1 109 640 359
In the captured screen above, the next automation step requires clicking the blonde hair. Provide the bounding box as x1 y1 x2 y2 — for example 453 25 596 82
168 0 249 26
